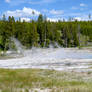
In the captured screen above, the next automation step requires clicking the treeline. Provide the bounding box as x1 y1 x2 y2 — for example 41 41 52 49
0 14 92 50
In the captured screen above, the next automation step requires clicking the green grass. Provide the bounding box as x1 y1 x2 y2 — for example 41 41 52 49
0 69 92 92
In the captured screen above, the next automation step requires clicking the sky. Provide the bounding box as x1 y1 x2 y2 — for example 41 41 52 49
0 0 92 21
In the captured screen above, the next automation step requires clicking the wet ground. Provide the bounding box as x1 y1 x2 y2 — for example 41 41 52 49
0 48 92 72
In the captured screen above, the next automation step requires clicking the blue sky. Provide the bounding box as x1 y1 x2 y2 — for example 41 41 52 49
0 0 92 21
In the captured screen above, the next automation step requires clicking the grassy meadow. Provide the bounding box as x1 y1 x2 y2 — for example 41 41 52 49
0 69 92 92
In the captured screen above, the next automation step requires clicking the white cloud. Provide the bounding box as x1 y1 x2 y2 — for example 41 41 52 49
4 0 54 6
42 0 54 3
73 15 90 21
47 17 63 22
50 9 64 15
42 9 48 13
29 0 54 4
4 7 40 18
80 3 87 7
5 0 10 3
71 6 78 10
47 18 58 22
74 17 82 21
21 17 31 22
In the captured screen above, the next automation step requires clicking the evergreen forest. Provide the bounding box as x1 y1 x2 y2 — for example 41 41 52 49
0 14 92 51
